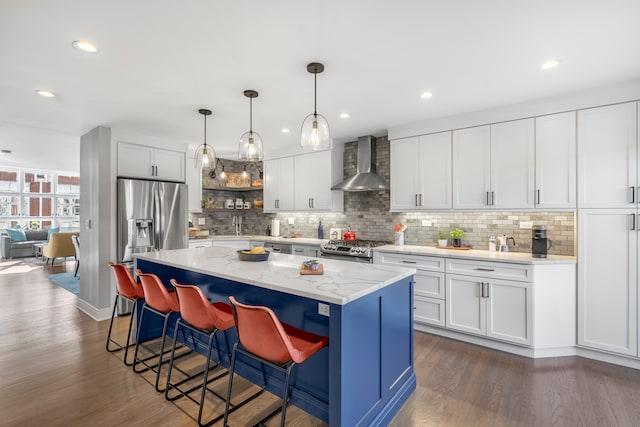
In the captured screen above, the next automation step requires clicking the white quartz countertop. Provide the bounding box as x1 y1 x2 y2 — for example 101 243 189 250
135 246 415 305
373 245 577 265
189 235 327 246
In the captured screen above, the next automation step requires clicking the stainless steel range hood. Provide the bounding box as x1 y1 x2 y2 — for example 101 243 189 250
331 135 388 192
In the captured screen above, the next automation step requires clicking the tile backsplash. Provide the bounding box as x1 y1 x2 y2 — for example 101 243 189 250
191 137 575 256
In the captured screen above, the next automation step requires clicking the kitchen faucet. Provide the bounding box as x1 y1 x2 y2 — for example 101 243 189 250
232 215 243 236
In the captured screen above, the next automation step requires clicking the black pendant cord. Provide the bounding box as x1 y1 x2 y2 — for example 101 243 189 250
203 115 207 147
249 96 253 135
313 71 318 117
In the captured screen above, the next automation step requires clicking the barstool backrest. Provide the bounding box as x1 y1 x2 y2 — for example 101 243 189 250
228 296 298 364
108 262 143 299
137 271 180 313
170 279 233 331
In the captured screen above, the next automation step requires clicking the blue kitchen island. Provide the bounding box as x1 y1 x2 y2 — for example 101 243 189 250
135 246 416 426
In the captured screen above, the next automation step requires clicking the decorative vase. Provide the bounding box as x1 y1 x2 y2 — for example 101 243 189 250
394 231 404 246
451 238 462 247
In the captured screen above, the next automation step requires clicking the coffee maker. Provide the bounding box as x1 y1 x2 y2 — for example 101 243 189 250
531 225 552 258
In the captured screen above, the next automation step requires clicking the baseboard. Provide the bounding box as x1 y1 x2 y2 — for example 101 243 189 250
415 324 576 359
77 298 111 321
576 346 640 370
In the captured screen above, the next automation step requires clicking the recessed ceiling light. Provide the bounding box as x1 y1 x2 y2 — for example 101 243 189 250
36 90 56 98
72 40 97 53
340 113 350 119
420 92 433 99
281 128 290 133
541 59 560 70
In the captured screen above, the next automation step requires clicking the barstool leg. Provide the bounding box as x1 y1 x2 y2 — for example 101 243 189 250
223 342 239 427
132 304 148 373
280 363 295 427
105 294 120 352
154 312 172 392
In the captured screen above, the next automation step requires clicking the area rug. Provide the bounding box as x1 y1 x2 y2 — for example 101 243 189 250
48 272 79 295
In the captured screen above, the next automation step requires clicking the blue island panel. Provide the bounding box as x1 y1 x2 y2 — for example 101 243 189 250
135 258 415 426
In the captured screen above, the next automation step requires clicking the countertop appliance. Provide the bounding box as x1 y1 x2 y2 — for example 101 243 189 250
532 225 552 258
320 239 390 263
117 178 188 264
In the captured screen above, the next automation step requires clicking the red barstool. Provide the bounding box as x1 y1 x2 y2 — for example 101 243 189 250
133 270 181 392
166 280 236 426
223 296 329 427
106 262 144 366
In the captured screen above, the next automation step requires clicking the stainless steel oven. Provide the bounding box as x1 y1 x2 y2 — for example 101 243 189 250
320 239 389 264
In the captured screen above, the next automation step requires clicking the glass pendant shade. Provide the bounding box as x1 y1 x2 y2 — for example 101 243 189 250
194 108 215 169
300 112 331 150
238 131 263 161
194 143 215 168
301 62 331 151
238 90 264 161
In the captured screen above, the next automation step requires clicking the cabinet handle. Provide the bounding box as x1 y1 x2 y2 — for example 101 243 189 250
480 282 486 298
536 189 540 205
275 199 279 209
486 192 490 206
415 194 419 207
630 213 636 231
419 194 423 206
491 191 495 206
402 260 417 264
629 186 635 204
485 282 490 298
476 267 495 272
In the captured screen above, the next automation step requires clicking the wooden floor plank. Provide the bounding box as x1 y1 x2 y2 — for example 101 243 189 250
1 257 639 426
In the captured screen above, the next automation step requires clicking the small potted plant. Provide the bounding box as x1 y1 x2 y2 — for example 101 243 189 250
449 228 467 248
437 230 448 247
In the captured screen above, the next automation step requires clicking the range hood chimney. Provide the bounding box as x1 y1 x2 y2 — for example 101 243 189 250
331 135 388 192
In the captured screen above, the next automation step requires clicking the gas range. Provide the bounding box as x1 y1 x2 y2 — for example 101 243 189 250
320 239 390 263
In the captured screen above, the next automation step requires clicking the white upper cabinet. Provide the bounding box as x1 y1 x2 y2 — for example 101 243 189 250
294 151 334 211
185 156 202 212
577 102 638 209
263 157 294 212
452 126 492 208
390 132 452 210
265 150 342 213
117 141 185 182
452 119 534 209
535 112 576 209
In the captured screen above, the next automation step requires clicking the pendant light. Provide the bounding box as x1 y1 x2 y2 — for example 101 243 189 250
300 62 331 150
238 90 264 161
194 108 216 168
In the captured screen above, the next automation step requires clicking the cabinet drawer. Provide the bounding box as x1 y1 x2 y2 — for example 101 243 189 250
414 272 445 299
446 259 532 282
375 252 444 272
414 295 445 327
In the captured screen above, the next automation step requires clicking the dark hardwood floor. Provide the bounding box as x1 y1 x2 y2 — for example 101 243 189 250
1 257 639 426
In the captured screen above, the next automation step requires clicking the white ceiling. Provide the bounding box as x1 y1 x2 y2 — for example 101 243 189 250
1 0 640 172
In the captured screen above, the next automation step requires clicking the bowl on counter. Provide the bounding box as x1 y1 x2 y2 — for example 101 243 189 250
253 200 264 208
237 249 270 262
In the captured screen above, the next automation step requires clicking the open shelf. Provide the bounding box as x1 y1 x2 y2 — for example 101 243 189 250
203 186 263 192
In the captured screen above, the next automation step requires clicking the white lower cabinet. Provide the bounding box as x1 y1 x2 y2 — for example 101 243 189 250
188 239 212 248
292 244 320 258
211 240 250 250
373 252 446 327
374 250 576 356
578 209 638 356
446 274 531 346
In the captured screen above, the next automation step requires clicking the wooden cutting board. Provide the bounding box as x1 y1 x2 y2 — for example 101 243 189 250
436 245 471 250
300 263 324 275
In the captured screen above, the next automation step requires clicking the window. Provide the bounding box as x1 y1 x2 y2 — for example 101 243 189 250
0 168 80 231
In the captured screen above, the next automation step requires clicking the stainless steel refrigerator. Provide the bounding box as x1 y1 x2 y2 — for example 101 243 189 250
117 178 188 264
